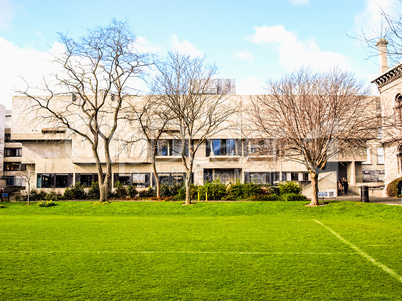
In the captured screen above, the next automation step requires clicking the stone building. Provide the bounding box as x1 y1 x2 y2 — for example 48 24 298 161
371 38 402 194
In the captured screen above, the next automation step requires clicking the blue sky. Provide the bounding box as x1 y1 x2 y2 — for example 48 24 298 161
0 0 401 109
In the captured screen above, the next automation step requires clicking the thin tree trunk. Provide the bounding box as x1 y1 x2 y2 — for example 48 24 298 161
185 172 191 205
153 163 161 199
309 171 319 206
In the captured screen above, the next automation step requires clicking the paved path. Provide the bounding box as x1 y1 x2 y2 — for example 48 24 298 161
335 195 402 205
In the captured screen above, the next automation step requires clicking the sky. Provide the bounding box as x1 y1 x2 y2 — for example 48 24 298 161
0 0 401 110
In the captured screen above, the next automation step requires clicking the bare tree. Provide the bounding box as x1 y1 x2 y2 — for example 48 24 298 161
17 164 35 205
153 51 236 205
20 20 151 202
249 68 377 206
126 95 174 198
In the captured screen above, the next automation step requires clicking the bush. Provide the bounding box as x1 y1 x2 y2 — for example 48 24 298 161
227 182 262 200
281 193 307 202
279 182 301 195
250 194 281 201
87 181 100 200
174 184 198 201
139 187 156 198
114 181 127 199
64 183 87 200
38 200 57 207
127 184 137 198
386 177 402 197
44 191 62 201
198 180 227 201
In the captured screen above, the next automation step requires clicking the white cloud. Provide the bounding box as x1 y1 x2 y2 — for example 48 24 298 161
236 77 265 95
133 36 160 54
0 0 13 29
354 0 402 38
0 38 65 109
289 0 310 6
233 50 254 62
170 34 204 57
249 25 350 72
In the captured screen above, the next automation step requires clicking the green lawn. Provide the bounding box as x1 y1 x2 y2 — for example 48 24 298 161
0 201 401 300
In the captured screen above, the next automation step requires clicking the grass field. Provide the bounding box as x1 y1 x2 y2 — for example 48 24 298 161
0 201 401 300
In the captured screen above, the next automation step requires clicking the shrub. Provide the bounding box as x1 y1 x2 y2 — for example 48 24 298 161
114 181 127 199
227 182 244 200
44 191 61 201
386 177 402 197
63 188 74 200
174 184 198 201
127 185 137 198
29 189 38 201
87 181 100 200
38 200 57 207
250 194 281 201
36 190 47 201
64 183 87 200
198 180 227 201
281 193 307 202
139 187 156 198
0 204 5 208
279 182 301 195
227 182 262 200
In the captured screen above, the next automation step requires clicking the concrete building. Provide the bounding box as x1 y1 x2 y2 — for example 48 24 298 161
0 91 383 200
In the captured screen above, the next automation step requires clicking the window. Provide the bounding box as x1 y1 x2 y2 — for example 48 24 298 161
212 140 222 155
171 140 183 156
244 172 290 185
378 127 383 139
114 174 131 186
4 148 22 157
5 133 12 142
157 140 184 156
37 173 73 188
248 139 275 155
55 175 69 188
363 148 372 164
157 140 170 156
291 172 299 181
377 147 385 164
78 174 99 187
209 139 238 156
132 173 151 187
5 177 14 186
226 140 236 155
3 162 21 171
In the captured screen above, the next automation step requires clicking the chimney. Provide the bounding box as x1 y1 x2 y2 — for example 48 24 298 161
376 38 389 74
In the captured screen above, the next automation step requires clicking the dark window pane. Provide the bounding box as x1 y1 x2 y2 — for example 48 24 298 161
212 140 221 155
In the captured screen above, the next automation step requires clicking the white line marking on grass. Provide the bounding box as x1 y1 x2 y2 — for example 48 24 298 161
315 220 402 284
0 250 354 255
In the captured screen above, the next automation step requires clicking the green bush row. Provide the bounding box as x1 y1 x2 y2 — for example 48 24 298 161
16 180 306 202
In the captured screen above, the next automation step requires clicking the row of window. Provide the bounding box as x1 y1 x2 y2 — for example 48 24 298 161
34 171 310 188
154 139 276 157
3 162 25 171
38 172 186 188
4 148 22 157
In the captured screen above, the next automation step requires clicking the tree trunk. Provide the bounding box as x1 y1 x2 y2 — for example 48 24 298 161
185 172 191 205
152 161 161 199
99 182 108 203
309 171 319 206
